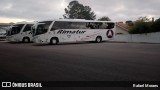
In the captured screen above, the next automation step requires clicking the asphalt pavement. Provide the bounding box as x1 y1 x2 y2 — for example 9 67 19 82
0 41 160 81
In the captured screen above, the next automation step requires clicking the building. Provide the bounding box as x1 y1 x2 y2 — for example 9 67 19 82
116 22 129 34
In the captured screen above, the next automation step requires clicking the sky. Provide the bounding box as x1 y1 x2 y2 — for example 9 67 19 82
0 0 160 23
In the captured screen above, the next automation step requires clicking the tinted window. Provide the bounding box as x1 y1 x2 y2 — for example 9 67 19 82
106 23 115 29
86 22 102 29
51 21 114 30
35 21 52 35
70 22 87 29
51 21 69 30
51 21 87 30
11 24 24 35
23 24 33 32
90 22 115 29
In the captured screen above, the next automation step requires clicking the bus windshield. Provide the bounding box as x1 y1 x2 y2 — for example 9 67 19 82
10 24 24 35
34 21 52 36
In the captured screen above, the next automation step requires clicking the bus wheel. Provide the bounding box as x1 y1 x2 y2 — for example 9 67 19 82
96 36 102 43
23 37 30 43
50 38 58 45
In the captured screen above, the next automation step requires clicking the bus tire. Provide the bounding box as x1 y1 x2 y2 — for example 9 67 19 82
23 37 30 43
50 37 58 45
95 36 102 43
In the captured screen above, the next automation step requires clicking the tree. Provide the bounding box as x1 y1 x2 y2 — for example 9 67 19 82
137 16 150 22
151 18 160 32
98 16 111 21
129 21 151 34
129 17 160 34
128 16 155 34
63 0 96 20
129 17 152 34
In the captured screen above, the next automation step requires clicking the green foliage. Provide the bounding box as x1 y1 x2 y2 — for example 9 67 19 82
128 17 160 34
151 18 160 32
137 16 150 22
129 22 152 34
63 0 96 20
98 16 111 21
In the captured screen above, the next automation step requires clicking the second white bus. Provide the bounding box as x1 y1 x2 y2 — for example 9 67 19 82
32 19 116 44
7 22 35 43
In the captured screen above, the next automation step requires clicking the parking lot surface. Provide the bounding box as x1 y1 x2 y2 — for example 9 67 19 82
0 41 160 81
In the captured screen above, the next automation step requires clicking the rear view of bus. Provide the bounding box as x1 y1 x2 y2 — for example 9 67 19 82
7 22 34 43
32 19 116 44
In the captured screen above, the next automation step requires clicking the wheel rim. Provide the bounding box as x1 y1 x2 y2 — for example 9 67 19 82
97 37 101 42
24 38 28 42
52 39 57 44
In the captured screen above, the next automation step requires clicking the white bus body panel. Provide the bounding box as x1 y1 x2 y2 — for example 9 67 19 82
7 31 33 42
7 22 34 42
33 29 116 44
33 20 116 44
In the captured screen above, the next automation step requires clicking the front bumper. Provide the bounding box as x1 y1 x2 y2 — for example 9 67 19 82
33 36 48 44
6 36 21 42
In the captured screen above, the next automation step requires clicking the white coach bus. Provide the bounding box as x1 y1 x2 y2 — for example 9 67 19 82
32 19 116 44
7 22 34 43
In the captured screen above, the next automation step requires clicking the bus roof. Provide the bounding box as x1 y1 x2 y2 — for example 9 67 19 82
38 19 115 23
15 22 35 25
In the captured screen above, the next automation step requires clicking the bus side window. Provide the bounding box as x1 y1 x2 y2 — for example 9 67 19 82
99 22 108 29
86 22 95 29
70 22 87 29
79 22 88 29
86 22 102 29
51 21 70 30
51 21 60 31
51 26 57 31
95 22 102 29
107 23 115 29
